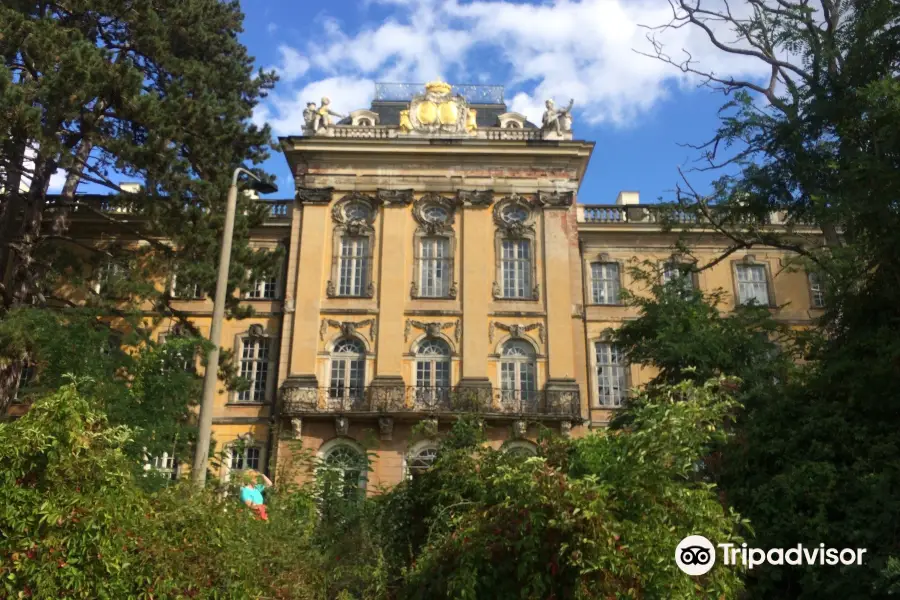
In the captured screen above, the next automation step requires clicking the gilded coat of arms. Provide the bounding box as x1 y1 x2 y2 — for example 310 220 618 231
407 81 474 134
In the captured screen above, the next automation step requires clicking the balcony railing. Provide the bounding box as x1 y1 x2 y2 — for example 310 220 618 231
281 386 581 419
42 196 291 219
579 204 818 228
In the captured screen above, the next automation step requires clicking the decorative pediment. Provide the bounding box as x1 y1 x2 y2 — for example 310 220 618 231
319 318 377 342
332 193 377 233
247 324 266 338
489 321 544 343
404 319 459 343
296 187 334 204
493 195 535 237
537 190 574 208
413 193 456 234
376 189 414 206
457 189 493 207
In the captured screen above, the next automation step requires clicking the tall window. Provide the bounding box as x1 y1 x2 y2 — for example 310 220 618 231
591 262 620 304
414 339 451 408
237 336 269 402
94 261 124 295
171 273 203 299
229 445 261 471
595 342 627 407
12 362 35 403
329 338 366 407
735 263 770 305
662 262 695 294
499 340 537 408
501 240 532 298
418 238 451 297
245 275 277 299
809 271 825 308
338 237 369 296
323 444 367 498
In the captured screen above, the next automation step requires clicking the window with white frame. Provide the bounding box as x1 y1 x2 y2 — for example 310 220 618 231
229 444 261 471
500 239 532 298
735 263 770 306
499 340 537 408
171 272 203 299
418 237 451 297
12 361 35 403
94 261 125 295
150 452 179 481
322 444 367 497
808 271 825 308
338 237 369 296
245 274 278 299
237 335 270 402
328 338 366 406
590 262 620 304
158 330 196 373
662 262 696 294
407 444 439 476
414 338 451 408
595 342 627 407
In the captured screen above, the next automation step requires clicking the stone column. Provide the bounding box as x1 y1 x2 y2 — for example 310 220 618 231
539 195 581 412
286 191 332 387
459 202 493 395
369 191 412 403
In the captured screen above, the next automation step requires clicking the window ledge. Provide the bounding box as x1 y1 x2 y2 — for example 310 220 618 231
225 402 269 407
588 303 627 308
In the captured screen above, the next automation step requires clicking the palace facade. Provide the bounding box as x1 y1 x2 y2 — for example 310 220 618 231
24 82 825 489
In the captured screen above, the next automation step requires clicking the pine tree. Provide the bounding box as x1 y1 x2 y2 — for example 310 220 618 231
0 0 281 408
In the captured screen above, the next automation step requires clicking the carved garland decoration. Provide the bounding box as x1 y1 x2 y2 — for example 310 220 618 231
376 189 414 206
319 319 377 342
488 321 545 344
296 187 334 204
404 319 460 345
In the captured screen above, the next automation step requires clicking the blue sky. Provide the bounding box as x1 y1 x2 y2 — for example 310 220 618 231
57 0 767 206
240 0 767 206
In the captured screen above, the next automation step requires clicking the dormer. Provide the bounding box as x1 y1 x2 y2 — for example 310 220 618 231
349 109 380 127
498 112 528 129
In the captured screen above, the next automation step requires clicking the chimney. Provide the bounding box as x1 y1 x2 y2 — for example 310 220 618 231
615 191 640 205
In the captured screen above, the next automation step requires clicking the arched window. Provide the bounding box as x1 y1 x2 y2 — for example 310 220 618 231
504 441 538 459
407 443 439 476
414 338 451 409
322 443 367 498
328 338 366 408
499 340 537 409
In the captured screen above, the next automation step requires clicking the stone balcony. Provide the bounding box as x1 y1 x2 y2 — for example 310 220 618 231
279 385 581 421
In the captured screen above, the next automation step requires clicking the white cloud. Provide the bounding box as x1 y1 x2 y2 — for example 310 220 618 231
263 76 375 136
273 45 310 83
256 0 771 132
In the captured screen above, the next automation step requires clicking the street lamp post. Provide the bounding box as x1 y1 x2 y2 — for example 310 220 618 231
192 167 277 486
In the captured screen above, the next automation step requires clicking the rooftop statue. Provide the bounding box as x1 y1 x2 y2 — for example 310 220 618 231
542 99 574 135
303 97 345 134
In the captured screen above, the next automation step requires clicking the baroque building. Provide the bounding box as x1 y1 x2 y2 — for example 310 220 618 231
12 82 824 489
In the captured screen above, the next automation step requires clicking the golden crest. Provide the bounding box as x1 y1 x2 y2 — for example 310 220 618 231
416 101 438 125
438 101 458 125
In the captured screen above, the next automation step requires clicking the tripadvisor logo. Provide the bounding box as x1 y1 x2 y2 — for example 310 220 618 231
675 535 868 575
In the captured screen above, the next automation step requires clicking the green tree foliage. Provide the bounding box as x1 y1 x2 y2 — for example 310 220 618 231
641 1 900 597
0 382 323 599
0 307 202 473
0 0 280 407
388 380 746 600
